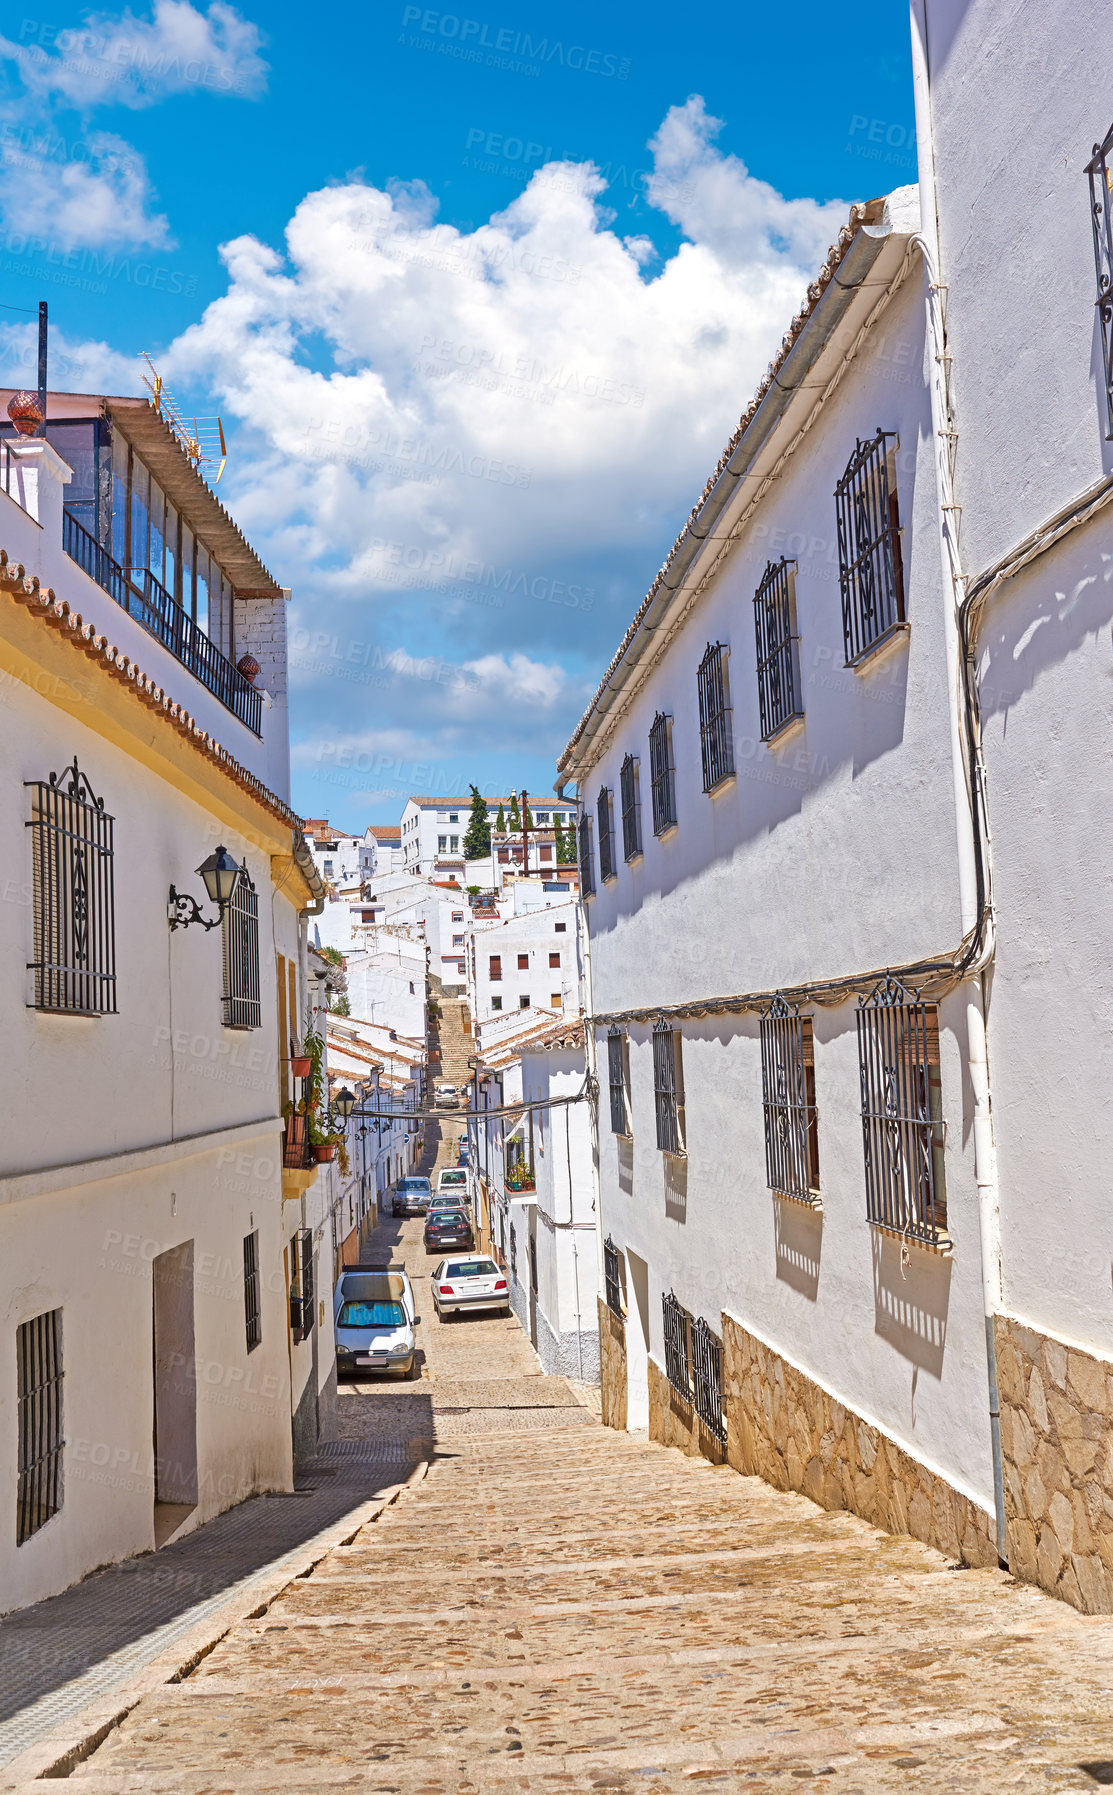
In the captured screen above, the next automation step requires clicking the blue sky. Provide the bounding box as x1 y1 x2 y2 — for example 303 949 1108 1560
0 1 915 825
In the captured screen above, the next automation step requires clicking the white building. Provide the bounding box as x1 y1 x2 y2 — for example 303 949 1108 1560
400 792 576 876
0 388 331 1612
467 889 583 1024
558 185 1006 1569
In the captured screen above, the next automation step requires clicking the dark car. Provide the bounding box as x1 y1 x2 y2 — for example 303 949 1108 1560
423 1209 475 1254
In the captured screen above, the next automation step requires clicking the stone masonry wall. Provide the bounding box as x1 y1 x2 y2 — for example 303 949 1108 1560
598 1297 627 1432
995 1312 1113 1613
648 1357 727 1466
722 1313 997 1567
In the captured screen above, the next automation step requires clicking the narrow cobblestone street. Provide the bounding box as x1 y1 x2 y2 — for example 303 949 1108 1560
6 1101 1107 1793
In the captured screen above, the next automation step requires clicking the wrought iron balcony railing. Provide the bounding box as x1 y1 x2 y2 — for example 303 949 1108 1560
63 509 262 736
283 1110 313 1170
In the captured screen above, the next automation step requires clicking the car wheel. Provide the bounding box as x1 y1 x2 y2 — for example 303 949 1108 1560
407 1357 421 1380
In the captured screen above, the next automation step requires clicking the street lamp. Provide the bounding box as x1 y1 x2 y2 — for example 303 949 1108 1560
333 1086 356 1123
168 845 244 932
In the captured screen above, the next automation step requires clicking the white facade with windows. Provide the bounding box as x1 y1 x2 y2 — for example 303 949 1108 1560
399 793 576 875
466 894 582 1024
560 186 1003 1552
0 397 331 1613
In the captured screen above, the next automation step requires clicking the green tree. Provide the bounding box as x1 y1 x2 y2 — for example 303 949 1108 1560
463 783 491 860
508 791 521 830
554 818 567 862
522 796 533 829
495 803 506 832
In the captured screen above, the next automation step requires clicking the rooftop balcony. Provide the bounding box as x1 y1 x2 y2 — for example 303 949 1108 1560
62 508 261 736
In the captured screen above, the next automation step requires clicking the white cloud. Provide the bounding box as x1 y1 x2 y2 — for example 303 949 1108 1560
0 132 172 251
0 1 267 110
0 323 143 396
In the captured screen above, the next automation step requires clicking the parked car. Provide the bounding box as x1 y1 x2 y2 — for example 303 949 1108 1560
332 1267 420 1378
437 1167 470 1202
432 1256 510 1320
457 1137 470 1166
423 1209 474 1253
434 1082 460 1109
392 1175 433 1217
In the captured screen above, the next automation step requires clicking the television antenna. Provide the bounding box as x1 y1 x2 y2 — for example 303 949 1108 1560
142 352 227 484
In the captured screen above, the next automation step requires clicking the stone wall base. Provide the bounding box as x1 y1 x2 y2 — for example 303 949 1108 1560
995 1312 1113 1613
722 1313 996 1567
648 1357 727 1465
598 1297 628 1431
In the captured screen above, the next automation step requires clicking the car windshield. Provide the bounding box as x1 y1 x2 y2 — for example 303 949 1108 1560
445 1260 498 1278
439 1172 467 1185
399 1179 430 1193
337 1300 406 1328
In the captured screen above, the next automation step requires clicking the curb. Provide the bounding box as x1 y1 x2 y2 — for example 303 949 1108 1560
0 1459 429 1787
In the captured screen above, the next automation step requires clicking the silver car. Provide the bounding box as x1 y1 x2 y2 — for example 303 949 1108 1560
392 1175 432 1217
333 1272 419 1379
433 1255 510 1320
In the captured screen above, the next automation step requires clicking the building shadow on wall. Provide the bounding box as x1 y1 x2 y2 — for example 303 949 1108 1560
617 1137 635 1198
664 1155 687 1223
871 1231 951 1377
774 1197 822 1301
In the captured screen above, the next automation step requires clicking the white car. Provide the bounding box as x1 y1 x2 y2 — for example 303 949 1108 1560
333 1267 420 1378
434 1083 460 1109
436 1166 471 1204
432 1255 510 1320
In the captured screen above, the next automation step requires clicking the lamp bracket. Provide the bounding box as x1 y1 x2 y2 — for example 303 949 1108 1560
167 886 222 932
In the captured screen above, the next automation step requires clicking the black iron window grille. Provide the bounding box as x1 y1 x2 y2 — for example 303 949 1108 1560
857 975 947 1245
221 866 261 1029
578 813 595 898
26 758 117 1016
607 1025 629 1136
290 1227 314 1342
753 558 803 741
597 787 617 883
62 509 262 735
244 1231 261 1353
17 1309 63 1546
648 712 676 835
662 1291 692 1398
835 428 906 665
603 1236 624 1318
697 642 734 792
653 1017 685 1156
1087 123 1113 439
690 1315 726 1442
620 753 642 860
283 1108 312 1169
760 996 820 1204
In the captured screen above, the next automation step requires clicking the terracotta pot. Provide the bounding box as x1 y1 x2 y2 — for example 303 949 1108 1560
236 652 261 685
291 1055 312 1078
312 1143 336 1163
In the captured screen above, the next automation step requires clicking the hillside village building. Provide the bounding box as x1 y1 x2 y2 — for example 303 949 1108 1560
0 387 332 1610
400 793 576 876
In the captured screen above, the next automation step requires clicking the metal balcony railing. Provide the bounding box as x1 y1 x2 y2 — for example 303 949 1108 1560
63 509 262 736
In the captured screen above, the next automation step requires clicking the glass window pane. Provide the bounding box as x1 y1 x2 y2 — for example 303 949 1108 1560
46 422 97 529
111 433 128 567
130 461 148 581
148 481 164 586
195 548 210 636
165 503 178 603
181 526 194 619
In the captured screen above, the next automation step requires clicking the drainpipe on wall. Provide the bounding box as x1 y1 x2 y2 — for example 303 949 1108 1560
910 0 1007 1568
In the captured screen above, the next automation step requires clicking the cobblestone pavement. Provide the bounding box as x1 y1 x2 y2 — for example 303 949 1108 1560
22 1152 1113 1794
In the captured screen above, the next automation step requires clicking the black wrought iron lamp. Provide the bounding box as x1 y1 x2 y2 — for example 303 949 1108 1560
168 845 244 932
332 1086 356 1124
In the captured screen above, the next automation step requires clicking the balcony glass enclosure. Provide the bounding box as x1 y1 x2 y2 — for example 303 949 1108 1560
2 417 259 735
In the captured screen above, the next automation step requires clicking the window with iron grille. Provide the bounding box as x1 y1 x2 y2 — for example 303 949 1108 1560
603 1236 624 1317
857 975 946 1245
1087 123 1113 438
26 758 116 1015
607 1026 629 1137
620 753 642 860
662 1291 691 1398
835 429 906 665
760 996 820 1204
652 1018 684 1155
290 1227 314 1342
597 787 616 882
648 712 676 835
17 1309 63 1546
690 1315 726 1441
221 866 261 1029
578 813 595 897
753 559 803 742
243 1231 261 1353
697 642 734 792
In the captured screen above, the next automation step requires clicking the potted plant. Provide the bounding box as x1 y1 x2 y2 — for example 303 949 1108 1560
291 1051 312 1079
